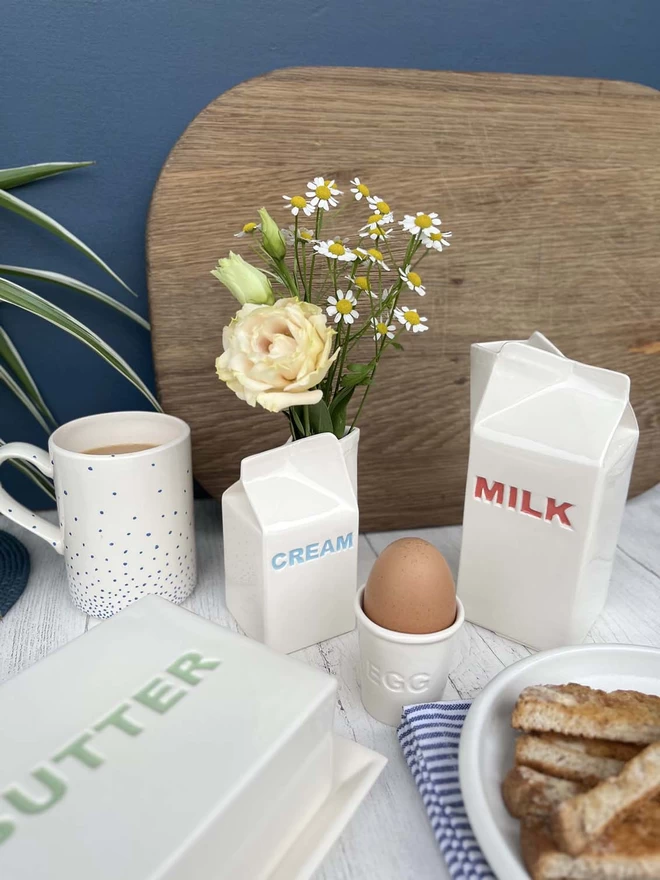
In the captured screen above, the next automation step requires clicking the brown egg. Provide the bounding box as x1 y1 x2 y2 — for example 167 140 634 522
363 538 456 634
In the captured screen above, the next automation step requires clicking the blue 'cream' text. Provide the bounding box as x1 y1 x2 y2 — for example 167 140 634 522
271 533 354 570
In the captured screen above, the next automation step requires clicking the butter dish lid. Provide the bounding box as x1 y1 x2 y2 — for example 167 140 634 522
0 596 336 879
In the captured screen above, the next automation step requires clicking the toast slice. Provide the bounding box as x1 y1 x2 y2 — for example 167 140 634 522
516 734 624 786
522 802 660 880
539 733 643 763
512 683 660 744
502 766 585 820
553 742 660 856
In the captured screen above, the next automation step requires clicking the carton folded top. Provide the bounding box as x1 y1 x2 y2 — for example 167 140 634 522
240 434 357 531
475 343 637 463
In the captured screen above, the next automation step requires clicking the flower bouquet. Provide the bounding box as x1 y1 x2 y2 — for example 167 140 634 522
212 176 452 441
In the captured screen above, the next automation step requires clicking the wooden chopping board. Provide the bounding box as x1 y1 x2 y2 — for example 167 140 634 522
147 67 660 531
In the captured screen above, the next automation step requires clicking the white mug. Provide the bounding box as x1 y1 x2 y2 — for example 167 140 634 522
355 584 465 726
0 411 196 617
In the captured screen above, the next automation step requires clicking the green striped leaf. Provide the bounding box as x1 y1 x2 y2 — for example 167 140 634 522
0 364 52 433
0 328 57 427
0 188 136 296
0 266 149 330
0 162 94 190
0 277 161 412
0 437 56 501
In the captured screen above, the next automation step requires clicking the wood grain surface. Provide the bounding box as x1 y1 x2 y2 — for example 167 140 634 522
147 67 660 531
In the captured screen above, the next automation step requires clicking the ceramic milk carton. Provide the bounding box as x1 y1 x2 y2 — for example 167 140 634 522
223 433 359 654
458 338 638 649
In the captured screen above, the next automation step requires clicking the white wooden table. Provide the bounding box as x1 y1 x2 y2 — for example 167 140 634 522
1 485 659 880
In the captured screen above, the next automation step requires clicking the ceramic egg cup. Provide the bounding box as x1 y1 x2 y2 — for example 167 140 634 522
355 584 465 726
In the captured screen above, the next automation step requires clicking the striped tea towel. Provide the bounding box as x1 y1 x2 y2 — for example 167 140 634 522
398 701 495 880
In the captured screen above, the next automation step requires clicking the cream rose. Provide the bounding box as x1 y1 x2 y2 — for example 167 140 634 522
215 298 338 413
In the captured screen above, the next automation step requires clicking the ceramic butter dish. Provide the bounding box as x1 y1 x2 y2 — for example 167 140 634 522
0 596 384 880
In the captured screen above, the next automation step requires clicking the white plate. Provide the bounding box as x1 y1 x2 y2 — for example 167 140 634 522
458 644 660 880
269 735 387 880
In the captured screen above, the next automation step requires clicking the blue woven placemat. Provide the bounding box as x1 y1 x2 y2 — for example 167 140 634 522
398 701 495 880
0 530 31 618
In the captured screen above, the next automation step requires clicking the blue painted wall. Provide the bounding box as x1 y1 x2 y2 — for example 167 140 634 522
2 0 660 508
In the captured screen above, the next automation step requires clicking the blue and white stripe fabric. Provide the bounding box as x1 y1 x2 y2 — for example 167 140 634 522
398 702 495 880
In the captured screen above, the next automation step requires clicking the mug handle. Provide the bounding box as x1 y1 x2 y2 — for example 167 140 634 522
0 443 63 553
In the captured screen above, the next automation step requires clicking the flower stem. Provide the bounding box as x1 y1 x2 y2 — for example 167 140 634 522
277 259 300 298
293 215 306 300
307 208 323 296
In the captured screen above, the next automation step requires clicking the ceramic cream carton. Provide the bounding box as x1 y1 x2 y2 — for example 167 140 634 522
458 337 638 649
0 596 347 880
223 434 359 654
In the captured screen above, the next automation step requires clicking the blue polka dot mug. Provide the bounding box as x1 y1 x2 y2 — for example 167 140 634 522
0 411 197 617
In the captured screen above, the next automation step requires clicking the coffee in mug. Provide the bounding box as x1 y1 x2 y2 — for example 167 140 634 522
83 443 159 456
0 412 196 617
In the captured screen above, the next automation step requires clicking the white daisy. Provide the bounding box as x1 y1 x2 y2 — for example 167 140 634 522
350 177 370 200
234 221 261 238
283 224 315 245
358 224 393 242
398 264 426 296
371 317 396 340
400 211 442 237
395 305 429 333
423 229 452 251
354 247 390 271
306 176 342 211
326 289 359 325
282 194 314 217
360 212 394 233
314 239 357 262
366 196 392 216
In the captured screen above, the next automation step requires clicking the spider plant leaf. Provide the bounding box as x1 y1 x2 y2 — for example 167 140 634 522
0 437 56 501
0 266 149 330
0 188 136 296
0 328 57 427
0 162 94 190
0 277 161 412
0 363 52 433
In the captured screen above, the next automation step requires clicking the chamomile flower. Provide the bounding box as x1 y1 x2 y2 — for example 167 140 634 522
361 212 394 233
371 317 396 340
367 196 392 215
359 224 393 242
395 305 429 333
314 239 357 262
399 264 426 296
234 221 261 238
306 177 342 211
350 177 370 200
400 212 442 238
282 195 314 217
326 289 359 325
351 275 371 293
283 224 315 245
422 229 452 251
297 226 315 243
354 247 390 271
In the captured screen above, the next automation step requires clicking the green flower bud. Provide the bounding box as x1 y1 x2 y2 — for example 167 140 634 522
258 207 287 261
211 252 274 305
